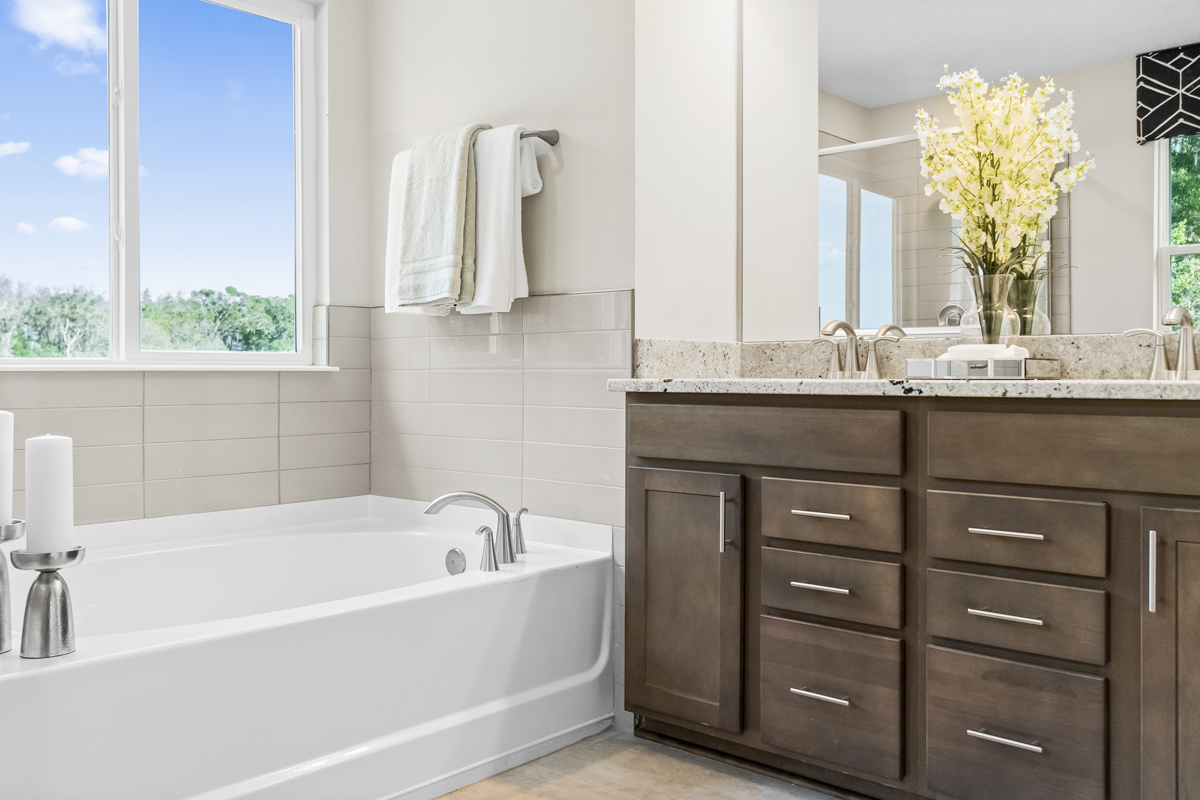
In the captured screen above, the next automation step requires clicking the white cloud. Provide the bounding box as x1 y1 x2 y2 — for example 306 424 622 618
15 223 36 235
13 0 106 53
54 147 107 179
53 55 99 76
48 217 88 232
0 142 31 157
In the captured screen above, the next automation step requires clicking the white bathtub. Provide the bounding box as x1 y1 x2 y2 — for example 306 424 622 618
0 496 614 800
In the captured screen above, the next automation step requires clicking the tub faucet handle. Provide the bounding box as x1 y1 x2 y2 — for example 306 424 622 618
476 526 499 572
513 508 528 555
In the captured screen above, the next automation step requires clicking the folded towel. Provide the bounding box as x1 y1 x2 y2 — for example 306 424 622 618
386 123 489 313
459 127 550 315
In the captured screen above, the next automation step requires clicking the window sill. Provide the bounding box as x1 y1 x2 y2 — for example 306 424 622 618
0 364 339 372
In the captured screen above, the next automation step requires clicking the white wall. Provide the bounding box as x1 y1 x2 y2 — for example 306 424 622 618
634 0 739 341
1061 59 1156 333
818 90 869 143
324 0 372 308
742 0 819 342
366 0 635 305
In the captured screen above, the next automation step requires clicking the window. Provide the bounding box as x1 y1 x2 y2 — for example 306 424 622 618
1163 134 1200 325
0 0 314 364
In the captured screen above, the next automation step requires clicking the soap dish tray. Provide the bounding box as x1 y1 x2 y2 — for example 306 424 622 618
906 358 1062 380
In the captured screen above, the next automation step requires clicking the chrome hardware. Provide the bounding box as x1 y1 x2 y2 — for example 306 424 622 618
791 581 850 595
10 545 85 659
938 303 966 327
519 129 560 146
1124 328 1171 380
1149 529 1158 613
1163 306 1199 380
719 491 726 554
864 325 906 380
791 509 851 521
966 728 1043 754
513 507 528 555
424 492 515 565
0 518 26 655
791 687 850 707
821 320 860 378
810 337 845 379
968 608 1044 626
445 548 467 575
968 526 1044 541
476 526 499 572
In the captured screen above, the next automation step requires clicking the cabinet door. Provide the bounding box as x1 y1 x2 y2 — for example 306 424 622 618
625 466 744 732
1142 507 1200 799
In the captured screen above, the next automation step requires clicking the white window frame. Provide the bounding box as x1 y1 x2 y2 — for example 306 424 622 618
0 0 317 367
1156 137 1200 327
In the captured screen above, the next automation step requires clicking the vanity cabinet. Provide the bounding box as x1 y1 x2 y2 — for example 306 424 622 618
624 394 1200 800
624 466 744 733
1140 506 1200 799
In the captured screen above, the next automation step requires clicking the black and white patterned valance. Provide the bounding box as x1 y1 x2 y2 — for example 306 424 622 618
1137 43 1200 143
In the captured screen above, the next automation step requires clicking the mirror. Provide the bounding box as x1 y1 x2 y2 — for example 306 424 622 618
816 0 1200 335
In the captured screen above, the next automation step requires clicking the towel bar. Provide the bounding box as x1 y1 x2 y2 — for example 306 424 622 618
520 129 560 146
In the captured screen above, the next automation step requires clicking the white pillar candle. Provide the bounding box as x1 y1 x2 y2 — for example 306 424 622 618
25 435 74 554
0 412 12 525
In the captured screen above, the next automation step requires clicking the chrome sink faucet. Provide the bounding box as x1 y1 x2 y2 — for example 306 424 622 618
820 320 860 378
1163 306 1198 380
424 492 516 564
865 324 907 380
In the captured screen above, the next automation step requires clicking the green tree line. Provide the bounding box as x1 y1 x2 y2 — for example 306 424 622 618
1171 134 1200 320
0 279 295 358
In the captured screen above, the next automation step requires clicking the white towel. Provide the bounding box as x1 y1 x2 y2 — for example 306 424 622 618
459 127 550 315
386 123 489 314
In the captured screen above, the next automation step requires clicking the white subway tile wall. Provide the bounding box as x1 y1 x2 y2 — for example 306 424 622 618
7 306 371 525
370 290 632 527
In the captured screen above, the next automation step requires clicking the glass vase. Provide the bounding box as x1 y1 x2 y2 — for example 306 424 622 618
1008 273 1051 336
968 274 1015 344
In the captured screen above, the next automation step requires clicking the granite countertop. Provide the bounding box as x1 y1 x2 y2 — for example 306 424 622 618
608 377 1200 401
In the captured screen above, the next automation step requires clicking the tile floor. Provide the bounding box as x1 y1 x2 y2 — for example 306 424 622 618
443 728 835 799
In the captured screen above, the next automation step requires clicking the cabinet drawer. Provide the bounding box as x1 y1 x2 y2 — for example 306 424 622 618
628 403 904 475
927 569 1107 665
926 646 1106 800
760 616 903 780
761 547 903 629
763 478 903 553
927 490 1107 577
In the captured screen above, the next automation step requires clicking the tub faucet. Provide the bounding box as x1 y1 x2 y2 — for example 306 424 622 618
424 492 516 564
1164 306 1198 380
821 320 860 378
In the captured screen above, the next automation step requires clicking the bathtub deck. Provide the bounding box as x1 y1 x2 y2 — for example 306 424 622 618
443 729 833 799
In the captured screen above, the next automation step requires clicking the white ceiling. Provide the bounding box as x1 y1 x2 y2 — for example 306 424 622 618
819 0 1200 108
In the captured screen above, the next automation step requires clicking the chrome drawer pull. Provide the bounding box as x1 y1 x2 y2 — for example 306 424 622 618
791 687 850 707
968 527 1045 541
967 608 1044 626
1149 529 1157 613
790 581 850 595
791 509 852 521
719 491 726 555
967 728 1043 754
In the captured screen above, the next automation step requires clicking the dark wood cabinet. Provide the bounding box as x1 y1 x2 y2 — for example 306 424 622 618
1141 506 1200 800
625 395 1200 800
625 466 744 733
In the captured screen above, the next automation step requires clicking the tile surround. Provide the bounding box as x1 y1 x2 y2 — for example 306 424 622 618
7 305 371 526
369 291 633 527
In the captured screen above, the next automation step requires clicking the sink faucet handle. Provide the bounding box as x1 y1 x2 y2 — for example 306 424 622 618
1124 328 1171 380
810 338 843 378
512 508 528 555
476 526 499 572
864 334 904 380
1160 307 1198 379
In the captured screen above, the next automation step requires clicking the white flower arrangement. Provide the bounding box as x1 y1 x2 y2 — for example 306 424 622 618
916 68 1096 276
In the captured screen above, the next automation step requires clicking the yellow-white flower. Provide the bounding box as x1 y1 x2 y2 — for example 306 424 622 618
916 68 1096 275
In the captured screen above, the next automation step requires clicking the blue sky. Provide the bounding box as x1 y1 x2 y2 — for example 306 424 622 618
0 0 296 299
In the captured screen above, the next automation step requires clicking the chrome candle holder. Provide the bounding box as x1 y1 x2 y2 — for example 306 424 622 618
10 546 85 659
0 519 26 655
